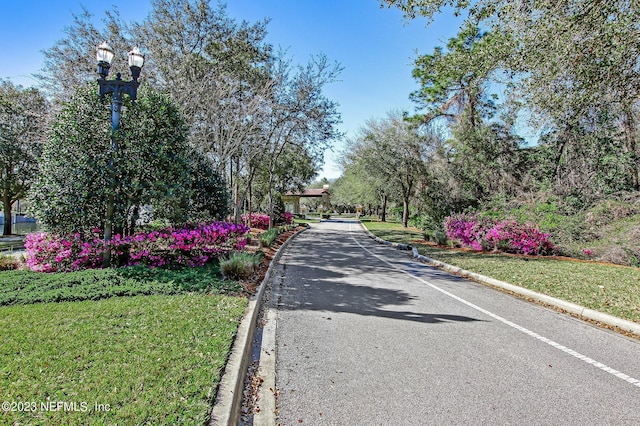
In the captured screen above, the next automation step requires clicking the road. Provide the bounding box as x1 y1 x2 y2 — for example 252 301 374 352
258 221 640 425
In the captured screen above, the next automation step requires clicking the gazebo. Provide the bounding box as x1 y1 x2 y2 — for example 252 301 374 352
282 185 330 216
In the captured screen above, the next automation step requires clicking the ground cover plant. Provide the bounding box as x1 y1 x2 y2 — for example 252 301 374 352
364 220 640 324
0 264 241 306
0 294 247 425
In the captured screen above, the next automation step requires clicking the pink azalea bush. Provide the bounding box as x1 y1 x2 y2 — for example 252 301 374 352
25 222 249 273
25 232 103 273
242 213 270 230
241 212 294 230
445 212 555 255
281 212 294 225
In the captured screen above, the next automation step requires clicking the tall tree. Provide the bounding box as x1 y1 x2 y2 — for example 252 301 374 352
384 0 640 194
260 52 343 226
0 81 48 235
36 7 136 106
410 22 502 130
136 0 274 220
344 111 434 227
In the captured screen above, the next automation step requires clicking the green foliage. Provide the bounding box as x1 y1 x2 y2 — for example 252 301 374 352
410 23 502 126
220 251 264 280
0 264 241 306
0 80 48 235
28 84 191 236
154 149 229 223
259 228 280 247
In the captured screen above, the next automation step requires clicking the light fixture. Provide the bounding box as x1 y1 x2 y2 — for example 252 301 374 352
96 42 115 78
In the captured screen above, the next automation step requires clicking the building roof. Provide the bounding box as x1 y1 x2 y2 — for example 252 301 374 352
285 188 330 197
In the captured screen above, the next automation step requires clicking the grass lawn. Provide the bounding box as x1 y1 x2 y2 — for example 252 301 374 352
0 266 248 425
364 220 640 324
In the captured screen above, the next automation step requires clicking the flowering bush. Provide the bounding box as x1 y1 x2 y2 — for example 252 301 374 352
445 212 555 256
25 232 103 273
445 213 491 251
281 212 294 225
25 222 249 272
242 213 270 230
241 212 293 229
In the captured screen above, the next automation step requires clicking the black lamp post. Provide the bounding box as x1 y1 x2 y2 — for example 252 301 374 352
96 42 145 266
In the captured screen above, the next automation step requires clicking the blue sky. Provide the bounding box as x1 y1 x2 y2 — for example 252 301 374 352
0 0 462 180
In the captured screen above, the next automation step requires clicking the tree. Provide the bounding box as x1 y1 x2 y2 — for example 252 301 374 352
260 52 343 227
29 84 190 237
136 0 274 221
410 23 502 131
384 0 640 195
0 81 48 235
36 7 136 106
343 111 434 227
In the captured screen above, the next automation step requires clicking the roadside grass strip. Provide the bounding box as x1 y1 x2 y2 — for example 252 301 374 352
0 294 248 425
364 221 640 324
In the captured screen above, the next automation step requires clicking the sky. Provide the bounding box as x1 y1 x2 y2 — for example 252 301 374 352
0 0 463 180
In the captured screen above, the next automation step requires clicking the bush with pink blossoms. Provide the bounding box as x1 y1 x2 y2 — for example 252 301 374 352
242 213 270 230
445 213 491 251
25 232 103 273
119 222 249 268
281 212 294 225
25 221 249 272
445 212 556 256
241 212 293 229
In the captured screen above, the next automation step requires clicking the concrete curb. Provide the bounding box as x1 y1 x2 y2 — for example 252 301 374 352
360 222 640 337
210 226 308 425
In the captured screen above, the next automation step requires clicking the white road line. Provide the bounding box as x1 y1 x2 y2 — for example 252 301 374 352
351 231 640 389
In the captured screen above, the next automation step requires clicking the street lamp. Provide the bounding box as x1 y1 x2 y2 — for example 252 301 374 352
96 42 145 266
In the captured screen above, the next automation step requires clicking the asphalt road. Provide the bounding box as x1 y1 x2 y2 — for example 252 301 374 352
264 221 640 425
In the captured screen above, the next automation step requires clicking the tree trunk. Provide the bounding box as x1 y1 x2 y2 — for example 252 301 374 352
402 197 410 228
380 194 387 222
621 106 639 191
3 195 12 236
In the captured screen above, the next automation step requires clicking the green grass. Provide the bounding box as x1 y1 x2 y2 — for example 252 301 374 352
0 294 247 425
361 219 424 245
0 263 249 424
0 264 242 306
364 221 640 324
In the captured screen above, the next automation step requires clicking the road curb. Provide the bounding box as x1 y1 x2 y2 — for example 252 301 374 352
210 226 308 425
360 222 640 337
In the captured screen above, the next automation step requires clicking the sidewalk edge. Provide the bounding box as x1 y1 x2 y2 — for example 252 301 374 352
210 226 308 425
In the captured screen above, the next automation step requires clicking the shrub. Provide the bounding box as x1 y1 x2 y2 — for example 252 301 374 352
25 221 249 272
259 228 280 247
242 213 270 230
281 212 294 225
220 251 263 280
242 212 293 229
0 255 19 271
445 212 555 255
24 232 103 273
